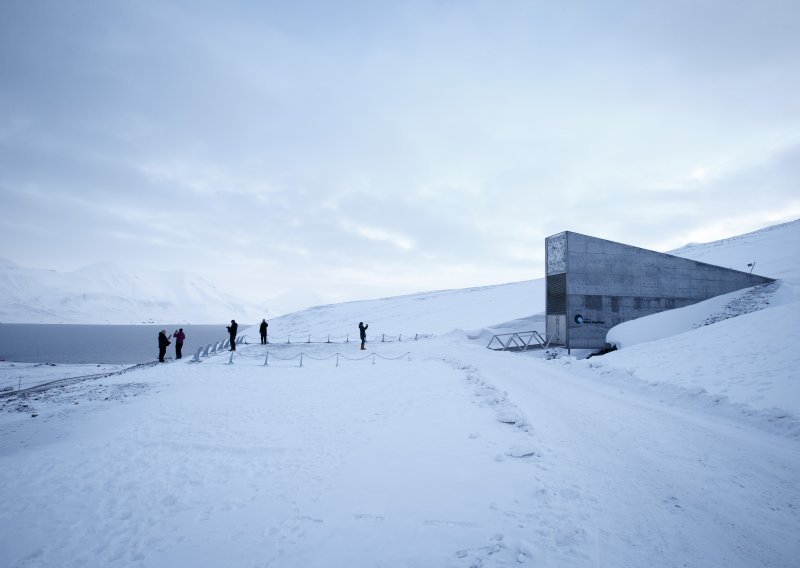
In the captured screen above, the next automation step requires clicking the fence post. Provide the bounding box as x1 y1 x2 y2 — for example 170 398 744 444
336 354 339 367
327 335 330 343
264 351 269 366
399 334 402 342
382 333 385 342
307 335 311 343
346 334 349 343
287 335 291 344
300 353 304 368
372 354 376 365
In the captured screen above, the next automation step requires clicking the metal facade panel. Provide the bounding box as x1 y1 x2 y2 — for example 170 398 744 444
546 273 567 314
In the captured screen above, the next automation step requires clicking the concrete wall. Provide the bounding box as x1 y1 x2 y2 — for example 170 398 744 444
545 231 774 349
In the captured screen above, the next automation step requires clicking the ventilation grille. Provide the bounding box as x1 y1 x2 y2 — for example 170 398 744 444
546 273 567 315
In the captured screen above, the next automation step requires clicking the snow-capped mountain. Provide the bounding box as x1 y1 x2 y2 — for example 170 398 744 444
0 260 265 324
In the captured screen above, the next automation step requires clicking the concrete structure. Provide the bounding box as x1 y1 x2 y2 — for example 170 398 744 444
545 231 774 350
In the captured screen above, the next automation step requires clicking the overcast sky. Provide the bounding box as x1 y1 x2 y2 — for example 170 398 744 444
2 0 799 309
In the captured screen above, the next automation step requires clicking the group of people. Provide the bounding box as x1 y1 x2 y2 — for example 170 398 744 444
229 318 270 347
157 319 370 362
156 318 254 363
156 320 238 363
157 328 185 363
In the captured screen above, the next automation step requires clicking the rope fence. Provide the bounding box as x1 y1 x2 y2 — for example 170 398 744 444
208 346 412 367
262 351 412 367
190 331 427 364
238 333 433 345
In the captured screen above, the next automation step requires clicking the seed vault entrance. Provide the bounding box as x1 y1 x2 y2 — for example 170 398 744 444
544 231 773 350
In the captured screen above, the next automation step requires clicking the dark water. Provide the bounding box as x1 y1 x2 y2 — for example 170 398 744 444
0 324 254 364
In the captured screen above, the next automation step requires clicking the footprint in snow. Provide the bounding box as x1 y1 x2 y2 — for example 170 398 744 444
506 444 539 458
496 407 525 424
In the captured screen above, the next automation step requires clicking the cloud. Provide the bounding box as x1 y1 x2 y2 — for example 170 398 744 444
1 1 799 308
340 221 414 252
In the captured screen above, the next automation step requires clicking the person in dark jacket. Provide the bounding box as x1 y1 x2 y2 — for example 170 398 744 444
359 321 368 350
158 330 170 362
259 319 268 344
173 328 185 359
227 319 238 351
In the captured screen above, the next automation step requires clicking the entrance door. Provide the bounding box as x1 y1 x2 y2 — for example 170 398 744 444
546 314 566 345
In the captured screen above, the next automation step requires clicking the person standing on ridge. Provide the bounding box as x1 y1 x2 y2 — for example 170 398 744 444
227 319 238 351
259 319 268 344
158 330 170 363
173 328 185 359
359 321 368 350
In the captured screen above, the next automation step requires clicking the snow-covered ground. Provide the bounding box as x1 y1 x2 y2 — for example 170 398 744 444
0 360 130 394
1 220 799 567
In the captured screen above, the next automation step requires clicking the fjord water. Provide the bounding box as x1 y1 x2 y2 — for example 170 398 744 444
0 324 248 364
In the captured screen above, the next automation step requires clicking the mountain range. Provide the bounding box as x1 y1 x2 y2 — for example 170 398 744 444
0 259 265 324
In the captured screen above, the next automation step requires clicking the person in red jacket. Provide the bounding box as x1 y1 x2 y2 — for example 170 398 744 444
173 328 185 359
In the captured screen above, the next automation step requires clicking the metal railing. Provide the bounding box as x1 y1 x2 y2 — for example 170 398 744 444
486 331 551 352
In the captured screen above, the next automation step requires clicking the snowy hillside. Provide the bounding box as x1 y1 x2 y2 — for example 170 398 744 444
262 279 545 341
669 218 800 284
0 259 264 324
607 219 799 347
1 220 798 567
252 219 800 343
